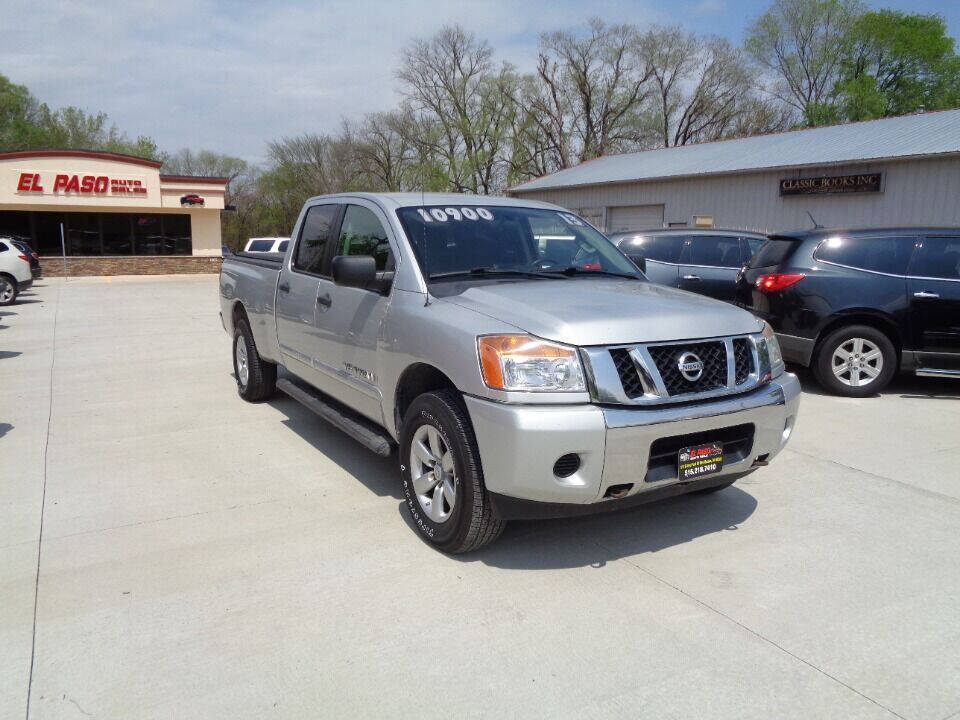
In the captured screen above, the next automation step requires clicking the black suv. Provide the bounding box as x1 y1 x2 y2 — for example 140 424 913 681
736 228 960 396
610 229 767 302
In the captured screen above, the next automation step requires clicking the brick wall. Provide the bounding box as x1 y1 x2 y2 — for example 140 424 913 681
39 256 222 277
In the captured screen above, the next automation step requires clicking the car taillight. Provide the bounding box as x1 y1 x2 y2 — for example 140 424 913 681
755 273 805 292
18 254 30 263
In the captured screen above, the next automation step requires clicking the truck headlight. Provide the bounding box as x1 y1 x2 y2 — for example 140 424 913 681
761 321 785 379
478 335 585 392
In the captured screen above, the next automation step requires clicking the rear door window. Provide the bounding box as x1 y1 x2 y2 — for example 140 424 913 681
619 234 684 264
293 204 340 275
814 235 915 275
684 235 742 268
910 236 960 280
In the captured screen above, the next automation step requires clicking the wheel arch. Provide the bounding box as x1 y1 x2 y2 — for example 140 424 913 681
393 363 458 435
813 310 902 361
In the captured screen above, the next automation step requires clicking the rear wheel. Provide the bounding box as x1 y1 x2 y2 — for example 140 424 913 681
399 390 505 553
233 317 276 401
0 275 17 306
813 325 896 397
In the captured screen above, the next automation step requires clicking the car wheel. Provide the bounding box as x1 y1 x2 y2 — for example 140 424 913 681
0 275 17 306
399 390 505 553
813 325 896 397
233 317 276 401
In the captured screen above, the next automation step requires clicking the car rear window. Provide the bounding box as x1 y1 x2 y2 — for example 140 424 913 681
247 240 274 252
746 238 798 268
814 235 914 275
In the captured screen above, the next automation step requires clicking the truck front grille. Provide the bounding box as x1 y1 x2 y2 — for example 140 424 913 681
647 341 727 395
733 338 754 385
588 333 763 406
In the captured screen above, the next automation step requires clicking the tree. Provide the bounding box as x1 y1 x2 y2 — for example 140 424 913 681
536 19 653 163
746 0 864 125
839 10 960 120
397 25 518 194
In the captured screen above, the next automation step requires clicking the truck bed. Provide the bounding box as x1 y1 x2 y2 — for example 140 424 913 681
219 252 283 364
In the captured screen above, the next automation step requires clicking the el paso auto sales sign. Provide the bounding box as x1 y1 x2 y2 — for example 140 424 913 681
15 171 147 197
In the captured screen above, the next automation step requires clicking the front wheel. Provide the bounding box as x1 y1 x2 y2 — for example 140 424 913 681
399 390 505 553
812 325 896 397
0 275 17 306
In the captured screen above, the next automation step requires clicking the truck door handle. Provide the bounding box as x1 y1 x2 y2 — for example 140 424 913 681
913 291 940 299
682 274 701 281
317 293 332 308
278 282 290 293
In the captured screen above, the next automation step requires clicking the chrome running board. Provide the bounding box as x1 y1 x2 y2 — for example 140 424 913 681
915 368 960 379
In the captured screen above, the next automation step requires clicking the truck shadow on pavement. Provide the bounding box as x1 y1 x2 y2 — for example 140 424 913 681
454 489 758 570
269 395 403 501
262 383 758 568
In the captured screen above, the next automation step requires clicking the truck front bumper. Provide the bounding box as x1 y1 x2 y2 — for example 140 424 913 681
464 373 800 515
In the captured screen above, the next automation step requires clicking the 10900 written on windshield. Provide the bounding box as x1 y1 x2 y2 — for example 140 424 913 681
395 206 641 280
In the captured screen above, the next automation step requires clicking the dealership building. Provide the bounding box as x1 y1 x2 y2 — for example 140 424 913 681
508 109 960 234
0 150 228 275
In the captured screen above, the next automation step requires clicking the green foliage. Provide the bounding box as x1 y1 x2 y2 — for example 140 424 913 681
0 72 160 158
838 10 960 120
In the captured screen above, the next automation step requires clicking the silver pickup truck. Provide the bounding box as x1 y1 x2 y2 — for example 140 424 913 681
220 193 800 553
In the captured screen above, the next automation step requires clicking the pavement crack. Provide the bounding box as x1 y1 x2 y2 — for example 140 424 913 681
591 537 907 720
785 447 960 506
25 282 60 720
63 694 93 717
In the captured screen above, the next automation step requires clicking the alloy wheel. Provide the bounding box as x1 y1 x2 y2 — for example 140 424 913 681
409 424 457 523
235 335 249 388
831 337 883 388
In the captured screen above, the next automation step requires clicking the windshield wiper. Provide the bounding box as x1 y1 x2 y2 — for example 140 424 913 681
556 267 641 279
428 267 566 280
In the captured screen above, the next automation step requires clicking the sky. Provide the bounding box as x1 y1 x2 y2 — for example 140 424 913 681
3 0 958 165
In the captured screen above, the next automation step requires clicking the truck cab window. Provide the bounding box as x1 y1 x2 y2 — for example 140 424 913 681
294 204 339 275
336 205 393 271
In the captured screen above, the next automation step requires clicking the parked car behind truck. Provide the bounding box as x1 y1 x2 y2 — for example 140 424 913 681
611 228 767 302
220 193 800 553
736 227 960 397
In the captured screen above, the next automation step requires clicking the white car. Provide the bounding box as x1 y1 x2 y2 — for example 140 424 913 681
244 237 289 254
0 236 34 306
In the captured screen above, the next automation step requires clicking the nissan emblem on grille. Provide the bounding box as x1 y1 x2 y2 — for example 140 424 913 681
677 352 704 382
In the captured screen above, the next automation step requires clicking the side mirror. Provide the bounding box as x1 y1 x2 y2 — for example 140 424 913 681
332 255 376 289
627 254 646 274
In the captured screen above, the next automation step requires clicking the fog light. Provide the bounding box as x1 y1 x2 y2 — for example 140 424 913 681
553 453 580 478
782 416 795 444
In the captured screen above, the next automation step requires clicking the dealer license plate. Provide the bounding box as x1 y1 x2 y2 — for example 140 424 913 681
678 443 724 480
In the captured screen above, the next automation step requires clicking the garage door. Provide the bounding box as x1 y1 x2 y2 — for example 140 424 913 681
607 205 664 233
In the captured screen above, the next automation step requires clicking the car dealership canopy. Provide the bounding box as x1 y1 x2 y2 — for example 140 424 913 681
0 150 228 275
508 109 960 234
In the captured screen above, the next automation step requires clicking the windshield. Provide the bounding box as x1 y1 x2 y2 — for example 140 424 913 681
396 205 642 280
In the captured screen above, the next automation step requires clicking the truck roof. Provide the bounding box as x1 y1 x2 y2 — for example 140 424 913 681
300 192 566 211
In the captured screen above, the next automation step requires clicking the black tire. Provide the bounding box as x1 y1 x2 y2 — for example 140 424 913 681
812 324 897 397
399 390 505 553
0 274 17 307
233 317 276 402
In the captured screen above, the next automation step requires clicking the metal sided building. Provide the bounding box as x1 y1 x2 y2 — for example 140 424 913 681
508 110 960 234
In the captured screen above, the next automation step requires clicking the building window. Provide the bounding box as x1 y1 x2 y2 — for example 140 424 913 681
134 214 163 255
66 213 102 255
693 215 714 228
33 212 65 255
0 211 32 245
102 213 133 254
162 214 192 254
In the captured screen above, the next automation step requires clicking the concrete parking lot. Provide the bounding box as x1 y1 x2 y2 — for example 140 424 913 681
2 275 959 720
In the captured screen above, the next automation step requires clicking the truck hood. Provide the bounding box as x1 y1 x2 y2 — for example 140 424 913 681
437 278 763 346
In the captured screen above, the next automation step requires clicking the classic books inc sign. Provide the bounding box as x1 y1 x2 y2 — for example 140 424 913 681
780 173 882 197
